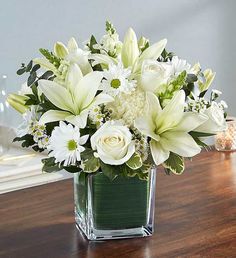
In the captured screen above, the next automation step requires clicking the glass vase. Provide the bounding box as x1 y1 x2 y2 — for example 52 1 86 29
74 168 156 240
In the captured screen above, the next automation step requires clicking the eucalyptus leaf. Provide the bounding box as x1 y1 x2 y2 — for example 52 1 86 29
25 60 33 72
27 71 37 86
16 68 26 75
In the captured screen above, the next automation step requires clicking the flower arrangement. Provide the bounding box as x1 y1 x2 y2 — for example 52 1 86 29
8 21 227 179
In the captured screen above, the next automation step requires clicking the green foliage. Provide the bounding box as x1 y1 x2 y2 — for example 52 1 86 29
189 131 215 148
81 148 100 173
159 71 187 105
105 21 116 34
126 152 142 170
100 162 119 180
39 48 61 68
87 35 100 54
163 152 185 175
158 48 175 62
13 134 35 147
42 157 61 173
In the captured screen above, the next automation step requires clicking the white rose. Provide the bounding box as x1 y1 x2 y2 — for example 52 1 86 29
90 121 135 165
140 60 172 94
195 102 226 133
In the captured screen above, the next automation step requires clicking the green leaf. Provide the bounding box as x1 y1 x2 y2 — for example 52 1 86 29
81 156 100 173
80 148 100 173
42 157 61 173
189 131 216 138
31 64 41 73
87 35 100 54
163 152 185 175
14 134 35 148
100 162 119 180
40 70 54 80
25 60 33 72
126 152 142 170
63 166 81 173
27 71 37 86
186 73 198 83
16 68 26 75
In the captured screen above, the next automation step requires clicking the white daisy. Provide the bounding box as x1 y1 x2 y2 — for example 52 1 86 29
48 121 89 166
100 62 136 97
169 56 191 76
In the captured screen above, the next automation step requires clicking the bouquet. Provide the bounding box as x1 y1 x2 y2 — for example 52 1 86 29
8 21 227 179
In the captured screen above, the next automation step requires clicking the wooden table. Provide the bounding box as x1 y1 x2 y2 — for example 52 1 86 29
1 150 236 258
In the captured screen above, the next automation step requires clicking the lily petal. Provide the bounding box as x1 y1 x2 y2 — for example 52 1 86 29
121 28 139 68
38 80 75 113
91 93 114 108
66 110 89 128
39 110 71 124
146 92 162 120
157 90 185 133
175 112 208 132
89 54 117 67
161 131 201 157
150 140 170 165
134 38 167 72
134 117 160 142
33 58 56 72
75 71 103 110
67 37 78 52
65 63 83 94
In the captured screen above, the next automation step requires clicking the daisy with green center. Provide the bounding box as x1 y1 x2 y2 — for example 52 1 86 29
100 62 136 97
48 121 89 166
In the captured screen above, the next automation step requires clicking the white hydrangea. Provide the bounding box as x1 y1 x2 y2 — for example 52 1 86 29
105 89 146 128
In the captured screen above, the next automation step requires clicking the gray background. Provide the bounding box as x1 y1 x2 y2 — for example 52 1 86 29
1 0 235 127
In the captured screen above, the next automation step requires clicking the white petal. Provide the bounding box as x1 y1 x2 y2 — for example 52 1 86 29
161 131 201 157
79 134 89 145
121 28 139 68
91 93 114 107
38 80 75 113
65 63 83 94
175 112 208 132
146 92 162 119
150 140 170 165
89 54 117 67
39 110 71 124
134 117 160 141
98 141 135 165
157 90 185 133
75 71 103 110
33 58 56 72
66 110 89 128
134 38 167 72
67 37 78 52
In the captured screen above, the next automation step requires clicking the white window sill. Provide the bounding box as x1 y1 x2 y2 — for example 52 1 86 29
0 146 72 194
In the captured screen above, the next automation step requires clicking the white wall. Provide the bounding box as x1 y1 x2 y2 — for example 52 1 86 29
1 0 236 127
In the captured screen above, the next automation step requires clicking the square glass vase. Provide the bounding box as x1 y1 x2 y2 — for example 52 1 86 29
74 168 156 240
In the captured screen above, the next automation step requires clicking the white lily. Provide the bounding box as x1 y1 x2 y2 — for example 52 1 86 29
134 90 208 165
90 28 167 75
38 64 113 128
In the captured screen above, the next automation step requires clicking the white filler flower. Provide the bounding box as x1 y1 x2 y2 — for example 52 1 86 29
90 121 135 165
100 62 136 96
48 121 89 166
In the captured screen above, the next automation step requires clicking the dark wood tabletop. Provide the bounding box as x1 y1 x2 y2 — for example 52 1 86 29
1 150 236 258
